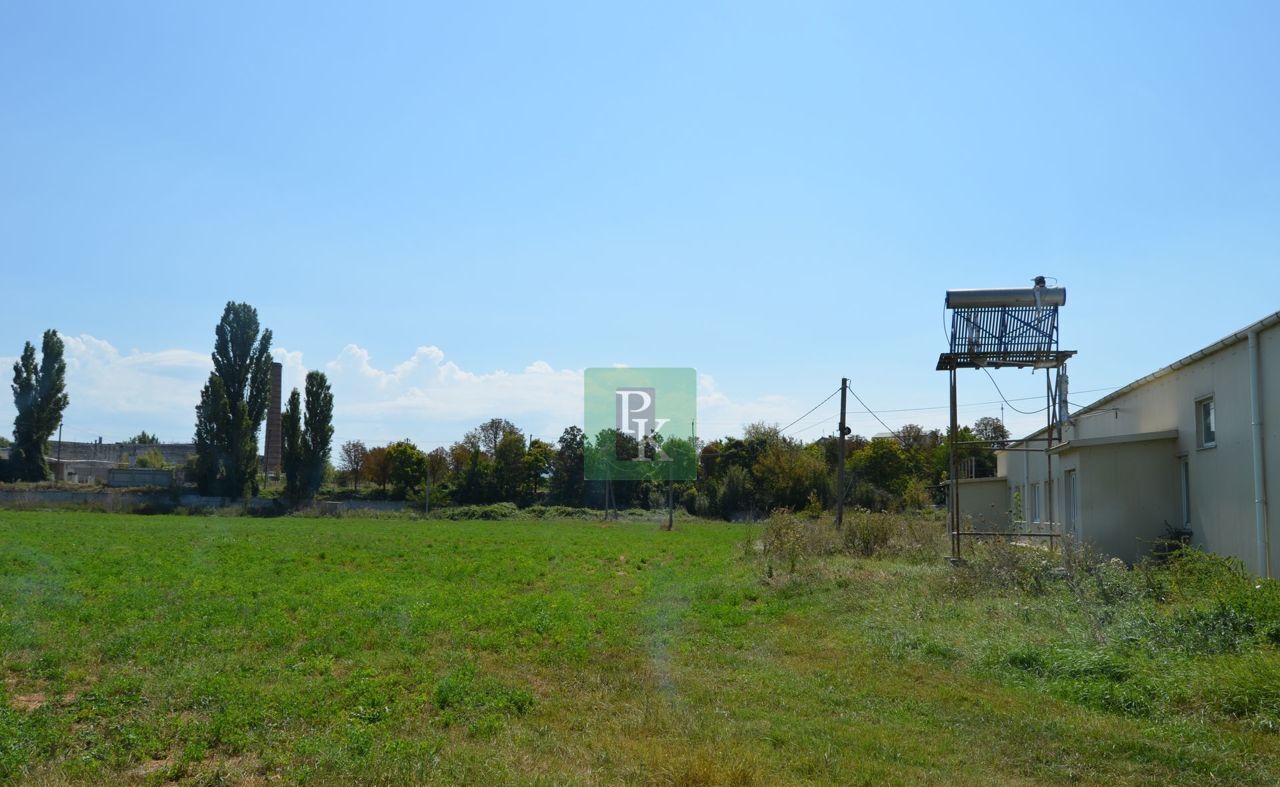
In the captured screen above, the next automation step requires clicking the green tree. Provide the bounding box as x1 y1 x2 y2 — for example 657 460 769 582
455 446 495 504
494 431 527 501
718 464 756 520
753 441 830 511
302 371 334 497
548 426 585 505
339 440 368 490
281 389 303 504
365 446 390 491
129 431 160 444
973 416 1011 450
386 440 429 498
465 417 522 457
523 438 554 500
850 438 913 497
933 425 998 481
193 303 273 498
426 447 451 505
10 330 69 481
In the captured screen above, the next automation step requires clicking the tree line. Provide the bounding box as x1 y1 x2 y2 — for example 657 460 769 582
331 416 1008 518
4 301 1009 515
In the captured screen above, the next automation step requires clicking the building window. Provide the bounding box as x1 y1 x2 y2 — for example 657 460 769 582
1029 483 1040 523
1197 397 1216 448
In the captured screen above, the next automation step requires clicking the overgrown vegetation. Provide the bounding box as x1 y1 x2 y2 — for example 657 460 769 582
756 508 1280 741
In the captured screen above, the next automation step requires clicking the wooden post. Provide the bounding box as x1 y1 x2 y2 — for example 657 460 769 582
836 378 848 529
666 479 674 531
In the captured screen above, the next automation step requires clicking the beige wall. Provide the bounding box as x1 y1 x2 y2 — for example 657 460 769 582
1067 438 1179 564
956 477 1010 531
999 317 1280 574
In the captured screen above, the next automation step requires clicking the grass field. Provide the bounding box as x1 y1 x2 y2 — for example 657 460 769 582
3 511 1280 785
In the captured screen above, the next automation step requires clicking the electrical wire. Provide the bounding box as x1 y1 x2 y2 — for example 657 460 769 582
844 382 906 443
777 387 841 435
981 367 1048 415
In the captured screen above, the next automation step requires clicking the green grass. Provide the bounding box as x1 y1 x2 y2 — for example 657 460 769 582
2 511 1279 784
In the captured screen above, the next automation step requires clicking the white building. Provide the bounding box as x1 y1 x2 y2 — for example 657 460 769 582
991 310 1280 576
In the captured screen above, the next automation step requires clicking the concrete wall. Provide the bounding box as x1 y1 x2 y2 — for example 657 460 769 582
1068 437 1179 564
0 489 275 510
45 441 194 467
51 459 116 484
956 477 1010 530
1001 315 1280 572
107 468 175 488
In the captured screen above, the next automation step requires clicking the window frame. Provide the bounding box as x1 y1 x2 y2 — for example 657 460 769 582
1196 395 1216 449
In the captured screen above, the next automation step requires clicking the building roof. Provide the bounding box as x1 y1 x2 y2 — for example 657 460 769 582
1008 309 1280 447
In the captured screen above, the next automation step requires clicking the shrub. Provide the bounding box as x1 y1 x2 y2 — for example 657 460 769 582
843 512 894 557
963 538 1056 595
135 448 168 469
761 510 834 574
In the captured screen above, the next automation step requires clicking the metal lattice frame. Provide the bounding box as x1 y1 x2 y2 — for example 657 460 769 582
937 285 1077 561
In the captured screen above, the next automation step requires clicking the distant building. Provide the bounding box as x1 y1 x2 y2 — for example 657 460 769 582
985 311 1280 575
37 441 195 484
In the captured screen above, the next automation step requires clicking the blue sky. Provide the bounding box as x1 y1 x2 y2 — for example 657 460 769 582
2 1 1278 450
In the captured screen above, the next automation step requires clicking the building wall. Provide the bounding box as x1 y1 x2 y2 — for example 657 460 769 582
45 441 194 467
956 477 1010 530
1070 438 1179 564
1000 318 1280 573
107 468 175 488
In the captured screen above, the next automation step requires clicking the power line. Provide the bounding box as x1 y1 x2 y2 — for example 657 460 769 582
849 385 1116 415
844 382 905 443
695 385 1118 426
981 367 1048 415
778 387 841 434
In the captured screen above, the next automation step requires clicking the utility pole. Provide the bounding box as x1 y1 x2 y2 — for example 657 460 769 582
666 478 673 531
836 378 849 530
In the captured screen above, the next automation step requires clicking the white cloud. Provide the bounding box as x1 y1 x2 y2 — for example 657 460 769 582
319 344 585 446
0 335 212 443
696 373 821 439
0 336 815 448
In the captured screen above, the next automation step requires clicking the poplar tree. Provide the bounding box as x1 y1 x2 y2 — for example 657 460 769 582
10 330 69 481
281 372 334 504
193 303 273 498
281 388 303 504
302 371 334 498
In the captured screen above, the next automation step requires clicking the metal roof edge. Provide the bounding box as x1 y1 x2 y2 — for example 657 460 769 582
1009 310 1280 447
